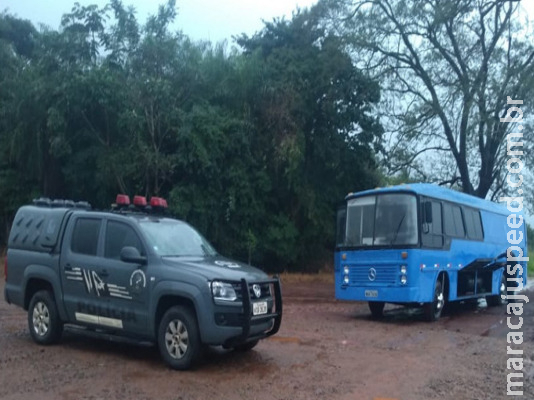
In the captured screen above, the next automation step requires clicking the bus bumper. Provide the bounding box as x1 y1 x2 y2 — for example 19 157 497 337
335 285 432 304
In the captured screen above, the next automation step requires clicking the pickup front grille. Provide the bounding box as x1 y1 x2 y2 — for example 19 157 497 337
232 282 272 301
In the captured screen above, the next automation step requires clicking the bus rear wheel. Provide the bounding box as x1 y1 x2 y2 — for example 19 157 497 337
486 273 507 307
424 279 444 322
368 301 385 318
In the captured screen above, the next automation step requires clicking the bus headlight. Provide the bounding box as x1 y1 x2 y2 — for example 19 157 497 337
400 275 407 285
343 266 350 275
400 265 407 275
343 275 350 285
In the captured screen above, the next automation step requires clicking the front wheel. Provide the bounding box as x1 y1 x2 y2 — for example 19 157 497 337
28 290 63 344
424 279 445 322
158 306 201 370
486 272 508 307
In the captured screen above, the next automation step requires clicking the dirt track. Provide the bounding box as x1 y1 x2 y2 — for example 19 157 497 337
1 279 532 400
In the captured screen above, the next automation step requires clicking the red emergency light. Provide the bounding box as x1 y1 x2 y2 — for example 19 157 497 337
150 197 168 208
116 194 130 205
133 195 147 207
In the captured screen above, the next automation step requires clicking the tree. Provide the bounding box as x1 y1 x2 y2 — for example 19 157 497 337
0 3 385 271
323 0 534 199
236 6 382 268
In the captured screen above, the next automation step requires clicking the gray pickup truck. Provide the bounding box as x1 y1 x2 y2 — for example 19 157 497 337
4 196 282 369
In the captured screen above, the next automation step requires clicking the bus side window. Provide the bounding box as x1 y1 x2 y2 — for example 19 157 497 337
422 199 443 248
464 207 484 240
336 206 347 247
444 203 465 238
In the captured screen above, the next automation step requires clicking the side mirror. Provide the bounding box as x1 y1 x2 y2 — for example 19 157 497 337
120 246 147 265
424 202 433 224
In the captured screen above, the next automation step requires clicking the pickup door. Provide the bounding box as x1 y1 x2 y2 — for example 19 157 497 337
60 215 150 335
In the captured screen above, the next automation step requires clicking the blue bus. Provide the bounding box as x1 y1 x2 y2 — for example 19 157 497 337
335 183 528 321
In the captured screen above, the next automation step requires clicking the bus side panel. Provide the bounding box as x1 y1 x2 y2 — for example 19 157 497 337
481 209 527 289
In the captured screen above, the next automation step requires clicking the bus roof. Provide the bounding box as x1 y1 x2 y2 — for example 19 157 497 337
345 183 511 216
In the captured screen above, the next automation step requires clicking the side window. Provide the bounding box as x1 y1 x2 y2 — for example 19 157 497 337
336 205 347 247
431 201 442 235
464 208 484 240
453 206 465 237
444 203 465 237
71 218 101 256
105 221 144 259
422 199 443 248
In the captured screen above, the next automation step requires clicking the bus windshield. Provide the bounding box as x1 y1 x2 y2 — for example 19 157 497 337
344 193 418 247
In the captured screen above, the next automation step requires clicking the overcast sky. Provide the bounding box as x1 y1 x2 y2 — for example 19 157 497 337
2 0 319 43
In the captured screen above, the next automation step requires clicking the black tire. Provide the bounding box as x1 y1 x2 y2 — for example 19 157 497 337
234 340 259 352
28 290 63 345
157 306 201 370
486 272 508 307
424 279 445 322
368 301 385 318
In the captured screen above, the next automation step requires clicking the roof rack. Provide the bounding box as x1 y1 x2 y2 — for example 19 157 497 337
32 197 92 210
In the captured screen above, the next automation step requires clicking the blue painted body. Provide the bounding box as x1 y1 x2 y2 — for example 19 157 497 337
335 184 528 305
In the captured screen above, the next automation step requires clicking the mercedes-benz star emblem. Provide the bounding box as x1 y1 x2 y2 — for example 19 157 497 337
368 268 377 281
252 284 262 299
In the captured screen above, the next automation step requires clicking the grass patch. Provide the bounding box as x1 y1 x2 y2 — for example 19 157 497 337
277 270 334 285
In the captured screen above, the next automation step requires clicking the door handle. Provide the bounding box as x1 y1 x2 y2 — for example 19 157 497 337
64 264 73 271
99 269 109 277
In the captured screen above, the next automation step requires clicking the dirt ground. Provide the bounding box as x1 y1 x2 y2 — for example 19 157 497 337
1 278 532 400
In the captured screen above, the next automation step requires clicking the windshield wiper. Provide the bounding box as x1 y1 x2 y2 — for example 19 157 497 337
391 212 406 245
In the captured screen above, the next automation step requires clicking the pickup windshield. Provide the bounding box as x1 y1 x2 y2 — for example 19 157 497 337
139 219 217 257
344 193 418 247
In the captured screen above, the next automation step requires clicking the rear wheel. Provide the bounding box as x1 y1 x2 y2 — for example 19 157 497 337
28 290 63 344
368 301 385 318
424 279 445 322
158 306 201 370
486 272 508 307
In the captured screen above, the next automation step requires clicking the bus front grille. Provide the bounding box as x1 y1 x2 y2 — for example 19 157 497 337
348 265 398 285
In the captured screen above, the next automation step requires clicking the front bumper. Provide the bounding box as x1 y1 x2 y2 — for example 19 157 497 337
205 277 283 348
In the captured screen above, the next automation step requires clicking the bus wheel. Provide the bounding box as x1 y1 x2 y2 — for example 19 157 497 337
368 301 385 318
424 279 444 322
486 273 507 307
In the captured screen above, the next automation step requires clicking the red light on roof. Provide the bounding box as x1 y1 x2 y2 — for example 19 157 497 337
116 194 130 205
133 195 147 207
150 197 168 208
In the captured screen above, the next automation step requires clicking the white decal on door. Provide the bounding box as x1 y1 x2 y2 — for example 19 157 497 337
72 268 133 300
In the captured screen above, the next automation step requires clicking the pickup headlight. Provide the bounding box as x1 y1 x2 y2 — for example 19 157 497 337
211 281 237 301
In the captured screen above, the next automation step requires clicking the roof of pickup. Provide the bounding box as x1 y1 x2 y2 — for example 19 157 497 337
8 200 169 252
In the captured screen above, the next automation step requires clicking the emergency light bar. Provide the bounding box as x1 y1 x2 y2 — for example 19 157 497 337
113 194 167 213
150 197 168 208
116 194 130 205
133 196 147 207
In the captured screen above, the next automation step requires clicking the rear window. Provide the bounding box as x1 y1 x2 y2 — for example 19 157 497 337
71 218 101 256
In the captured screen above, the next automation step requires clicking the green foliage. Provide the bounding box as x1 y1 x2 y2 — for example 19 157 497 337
0 2 382 271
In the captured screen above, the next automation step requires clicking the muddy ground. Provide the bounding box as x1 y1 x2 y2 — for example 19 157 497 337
1 279 532 400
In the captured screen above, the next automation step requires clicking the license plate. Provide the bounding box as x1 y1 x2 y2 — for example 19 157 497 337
365 290 378 298
253 301 268 315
